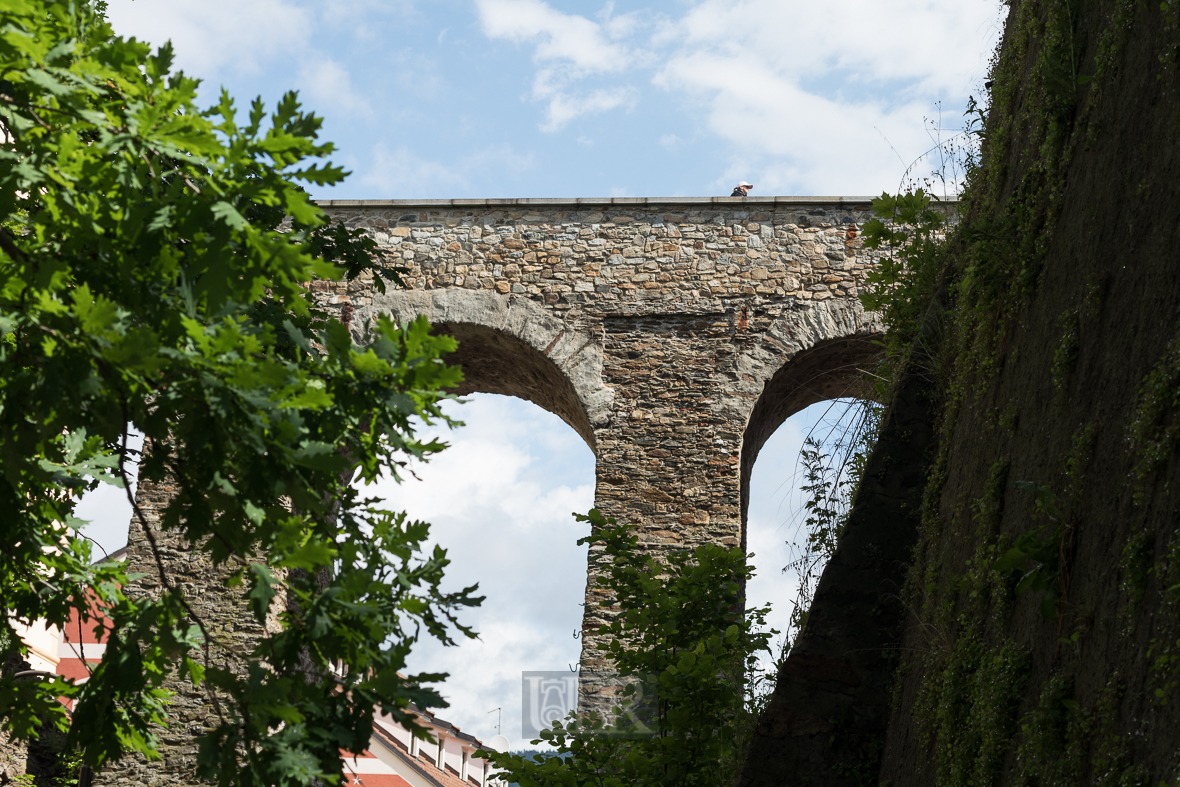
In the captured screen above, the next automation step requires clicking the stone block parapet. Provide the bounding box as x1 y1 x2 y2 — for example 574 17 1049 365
317 198 905 319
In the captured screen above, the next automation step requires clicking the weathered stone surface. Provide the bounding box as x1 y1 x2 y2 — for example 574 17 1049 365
316 198 911 713
99 477 280 787
105 197 959 782
0 730 27 785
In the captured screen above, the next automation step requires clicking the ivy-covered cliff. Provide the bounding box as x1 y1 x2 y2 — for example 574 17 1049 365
741 0 1180 784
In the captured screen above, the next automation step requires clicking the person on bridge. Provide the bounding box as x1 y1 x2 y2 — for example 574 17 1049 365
730 181 753 197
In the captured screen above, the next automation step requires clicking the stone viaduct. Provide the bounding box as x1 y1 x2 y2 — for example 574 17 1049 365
106 196 940 767
304 196 896 711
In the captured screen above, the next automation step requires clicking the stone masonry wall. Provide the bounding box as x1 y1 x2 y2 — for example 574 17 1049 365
105 197 954 783
317 197 878 312
100 477 279 787
312 197 935 714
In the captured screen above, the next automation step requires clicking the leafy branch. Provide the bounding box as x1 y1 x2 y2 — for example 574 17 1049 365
0 3 479 785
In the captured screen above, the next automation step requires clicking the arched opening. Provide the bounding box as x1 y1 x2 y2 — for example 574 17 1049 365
364 394 595 751
740 334 884 660
744 398 880 657
353 288 615 447
432 322 597 451
358 316 600 750
740 334 884 544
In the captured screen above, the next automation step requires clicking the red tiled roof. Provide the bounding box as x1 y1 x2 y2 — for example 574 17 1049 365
369 724 485 787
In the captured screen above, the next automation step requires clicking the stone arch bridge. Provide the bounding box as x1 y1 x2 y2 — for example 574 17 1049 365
308 196 895 710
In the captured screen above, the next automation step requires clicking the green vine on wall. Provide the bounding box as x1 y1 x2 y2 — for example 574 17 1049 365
1127 331 1180 504
860 189 949 360
993 482 1071 621
865 0 1180 781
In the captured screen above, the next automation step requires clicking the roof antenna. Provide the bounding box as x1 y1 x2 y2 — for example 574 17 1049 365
488 707 502 736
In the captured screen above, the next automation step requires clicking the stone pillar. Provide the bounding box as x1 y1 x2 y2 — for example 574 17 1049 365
578 310 749 715
0 730 28 785
98 477 275 787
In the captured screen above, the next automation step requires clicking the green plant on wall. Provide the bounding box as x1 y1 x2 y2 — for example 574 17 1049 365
993 483 1068 620
1128 331 1180 504
783 398 882 645
860 189 949 364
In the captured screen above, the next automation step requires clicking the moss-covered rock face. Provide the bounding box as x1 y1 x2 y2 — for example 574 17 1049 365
741 0 1180 784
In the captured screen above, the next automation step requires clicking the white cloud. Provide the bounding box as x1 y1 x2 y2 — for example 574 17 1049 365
659 133 680 150
656 0 1001 99
472 0 1002 189
104 0 382 129
318 0 418 29
356 143 536 197
596 3 645 40
653 53 933 193
476 0 631 73
297 56 373 118
105 0 314 79
537 85 637 132
423 616 582 743
475 0 644 131
647 0 1003 193
355 144 467 196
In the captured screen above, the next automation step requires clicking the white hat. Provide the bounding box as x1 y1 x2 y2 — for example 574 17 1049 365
738 181 753 188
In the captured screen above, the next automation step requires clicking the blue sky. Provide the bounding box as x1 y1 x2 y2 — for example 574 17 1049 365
79 0 1006 749
104 0 1004 198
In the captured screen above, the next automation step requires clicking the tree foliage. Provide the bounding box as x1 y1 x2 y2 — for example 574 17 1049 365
859 188 948 358
0 2 479 785
483 509 773 787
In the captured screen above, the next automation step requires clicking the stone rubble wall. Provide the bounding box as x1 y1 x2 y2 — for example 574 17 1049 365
315 197 882 319
99 477 280 787
312 198 950 715
0 730 27 785
92 198 954 783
